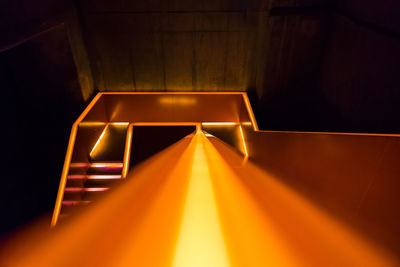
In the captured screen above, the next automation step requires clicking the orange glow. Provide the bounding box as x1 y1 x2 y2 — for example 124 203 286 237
50 124 78 227
122 124 133 179
172 132 230 267
195 123 202 134
242 93 259 131
40 92 400 264
67 175 122 180
90 162 123 168
51 93 103 227
202 122 238 126
64 187 109 192
75 93 103 124
69 162 89 168
100 92 245 95
238 125 248 160
2 132 398 266
159 96 197 105
111 122 129 126
70 162 124 168
62 200 91 205
89 124 109 158
132 122 198 126
79 122 107 126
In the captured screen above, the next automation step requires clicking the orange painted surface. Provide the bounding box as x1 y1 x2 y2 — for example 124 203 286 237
1 131 398 266
122 124 133 179
52 92 400 229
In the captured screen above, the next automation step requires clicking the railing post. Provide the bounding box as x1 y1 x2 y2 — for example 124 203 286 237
122 123 134 179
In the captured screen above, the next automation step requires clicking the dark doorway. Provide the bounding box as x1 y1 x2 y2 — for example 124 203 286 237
130 126 196 168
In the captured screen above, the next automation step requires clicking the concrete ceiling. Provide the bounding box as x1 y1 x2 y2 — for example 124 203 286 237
77 0 329 99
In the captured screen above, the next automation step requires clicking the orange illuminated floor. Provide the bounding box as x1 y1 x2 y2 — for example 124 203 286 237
0 131 398 266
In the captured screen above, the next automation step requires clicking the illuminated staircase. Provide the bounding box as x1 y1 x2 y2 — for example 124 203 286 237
45 93 399 265
58 122 129 221
59 162 123 220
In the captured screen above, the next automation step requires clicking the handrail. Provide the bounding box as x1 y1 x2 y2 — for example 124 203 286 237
51 93 103 227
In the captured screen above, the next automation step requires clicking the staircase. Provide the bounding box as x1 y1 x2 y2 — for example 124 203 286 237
58 162 123 221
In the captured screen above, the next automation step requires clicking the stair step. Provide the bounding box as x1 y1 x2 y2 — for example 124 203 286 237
87 168 122 175
59 162 123 216
69 162 123 175
62 200 91 205
66 178 119 188
67 174 122 180
84 179 121 188
65 187 109 192
70 162 123 169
